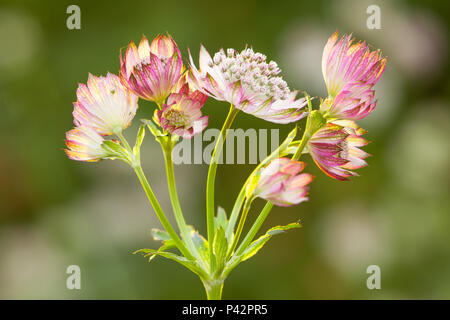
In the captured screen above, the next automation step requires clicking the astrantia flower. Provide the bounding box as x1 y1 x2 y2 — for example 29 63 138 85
307 120 369 181
73 73 138 136
154 76 208 139
188 46 307 124
120 34 183 104
251 158 313 206
65 126 108 162
321 31 386 120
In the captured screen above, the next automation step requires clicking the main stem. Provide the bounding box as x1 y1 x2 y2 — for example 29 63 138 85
201 278 224 300
206 105 239 267
162 142 205 266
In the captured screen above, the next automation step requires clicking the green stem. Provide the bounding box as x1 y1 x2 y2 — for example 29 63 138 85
227 198 252 257
201 278 224 300
133 165 194 260
115 128 194 261
225 188 245 240
161 140 205 267
206 105 239 266
235 202 273 256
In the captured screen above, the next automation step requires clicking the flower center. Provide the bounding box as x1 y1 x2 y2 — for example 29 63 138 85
165 109 188 127
211 48 291 100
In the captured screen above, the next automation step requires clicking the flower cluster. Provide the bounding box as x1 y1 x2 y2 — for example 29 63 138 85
188 46 307 123
63 31 386 300
307 31 386 180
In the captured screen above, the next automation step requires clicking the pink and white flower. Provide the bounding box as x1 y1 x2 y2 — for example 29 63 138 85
252 158 313 206
321 31 386 120
73 73 138 136
154 76 208 139
120 34 183 104
188 46 307 124
307 120 369 181
65 126 108 162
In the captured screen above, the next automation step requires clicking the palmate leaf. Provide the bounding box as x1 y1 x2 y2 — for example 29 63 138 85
224 221 302 277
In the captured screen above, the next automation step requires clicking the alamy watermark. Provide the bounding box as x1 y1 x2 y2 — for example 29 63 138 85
366 265 381 290
66 5 81 30
173 127 281 165
367 5 381 30
66 265 81 290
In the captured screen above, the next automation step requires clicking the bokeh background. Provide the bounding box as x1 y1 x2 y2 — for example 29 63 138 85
0 0 449 299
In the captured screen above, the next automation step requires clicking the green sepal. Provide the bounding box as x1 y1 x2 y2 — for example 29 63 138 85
308 110 326 136
141 118 165 138
101 140 131 163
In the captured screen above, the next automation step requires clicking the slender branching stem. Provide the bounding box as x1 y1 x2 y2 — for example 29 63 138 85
161 141 206 268
115 129 194 261
227 198 252 257
206 105 239 267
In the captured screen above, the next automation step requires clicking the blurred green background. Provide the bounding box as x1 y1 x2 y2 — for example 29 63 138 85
0 0 449 299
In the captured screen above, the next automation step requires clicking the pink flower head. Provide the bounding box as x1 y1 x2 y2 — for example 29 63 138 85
154 76 208 139
188 46 307 124
65 126 108 162
307 120 369 181
73 73 138 136
321 31 386 120
252 158 313 207
120 34 183 104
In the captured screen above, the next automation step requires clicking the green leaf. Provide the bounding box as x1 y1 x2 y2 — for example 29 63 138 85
186 226 210 267
213 227 228 276
133 249 207 278
151 228 171 242
224 221 302 277
240 222 301 262
214 207 228 231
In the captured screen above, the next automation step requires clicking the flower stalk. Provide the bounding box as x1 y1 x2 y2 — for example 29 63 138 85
206 105 239 267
